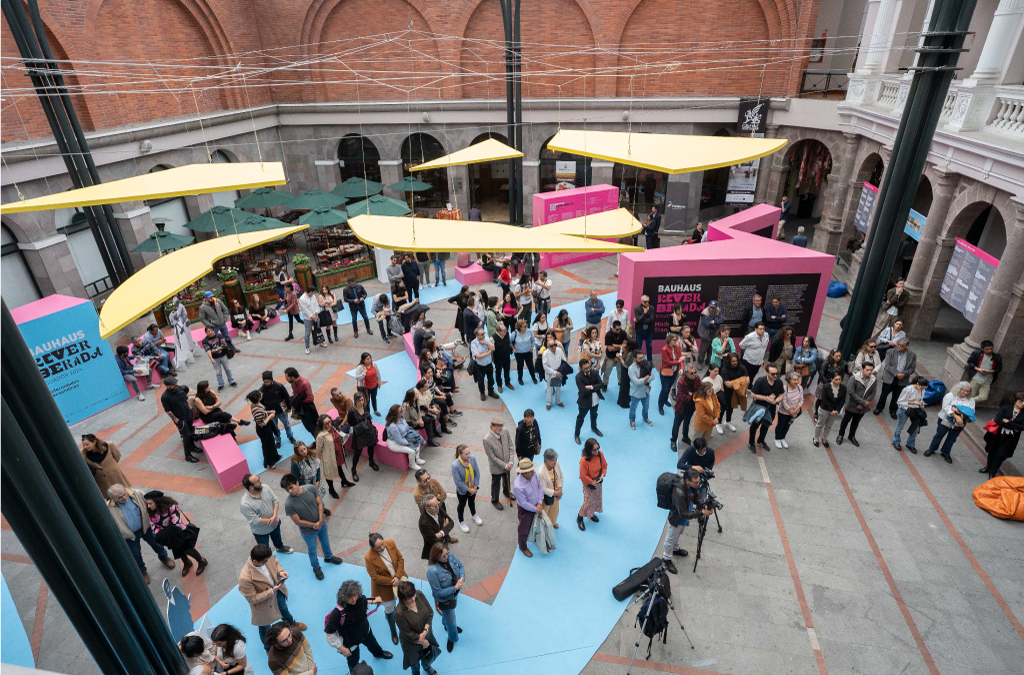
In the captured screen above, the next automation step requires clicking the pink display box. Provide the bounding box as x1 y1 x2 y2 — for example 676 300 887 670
455 262 492 287
327 408 412 471
617 204 834 357
533 184 620 269
192 420 249 491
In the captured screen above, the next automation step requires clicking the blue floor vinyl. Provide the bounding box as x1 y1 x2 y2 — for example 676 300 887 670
1 573 35 668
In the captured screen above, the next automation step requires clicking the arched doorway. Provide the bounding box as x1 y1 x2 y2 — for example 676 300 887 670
468 132 510 220
539 134 591 194
893 176 933 279
209 150 239 209
338 134 382 184
145 165 191 237
699 130 733 215
401 133 449 210
781 139 833 221
965 205 1006 258
1 223 42 308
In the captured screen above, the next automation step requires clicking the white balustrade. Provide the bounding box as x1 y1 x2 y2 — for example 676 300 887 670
878 79 900 108
988 86 1024 137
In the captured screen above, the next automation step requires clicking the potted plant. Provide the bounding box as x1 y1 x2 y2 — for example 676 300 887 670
292 252 314 292
218 266 244 306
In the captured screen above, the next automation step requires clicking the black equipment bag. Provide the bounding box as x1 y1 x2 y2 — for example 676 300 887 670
636 595 669 658
612 558 663 601
656 472 681 510
192 422 233 441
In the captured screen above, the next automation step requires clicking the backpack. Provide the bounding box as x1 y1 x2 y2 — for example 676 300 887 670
656 472 680 510
324 605 345 631
638 596 668 638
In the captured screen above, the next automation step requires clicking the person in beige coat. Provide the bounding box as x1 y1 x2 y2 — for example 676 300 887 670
483 417 516 510
82 434 130 496
238 544 306 650
536 448 564 528
364 533 408 645
314 414 354 499
106 484 174 583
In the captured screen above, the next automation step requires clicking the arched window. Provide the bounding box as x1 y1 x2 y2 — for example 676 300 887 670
401 133 449 209
1 224 42 308
338 134 382 184
209 150 239 208
539 134 591 193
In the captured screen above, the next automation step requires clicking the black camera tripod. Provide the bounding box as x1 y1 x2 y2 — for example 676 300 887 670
692 503 722 573
624 562 693 674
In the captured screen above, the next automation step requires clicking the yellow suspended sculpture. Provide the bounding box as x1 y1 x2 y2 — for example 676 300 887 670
98 225 306 338
546 130 786 174
410 139 523 171
0 162 287 214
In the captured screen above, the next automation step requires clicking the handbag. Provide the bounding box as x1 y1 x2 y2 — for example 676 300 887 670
796 364 810 377
224 342 236 359
312 325 326 346
983 419 1001 435
660 367 675 377
265 307 278 319
437 597 457 611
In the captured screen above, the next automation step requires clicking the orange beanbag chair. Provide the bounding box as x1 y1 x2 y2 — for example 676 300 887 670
973 477 1024 521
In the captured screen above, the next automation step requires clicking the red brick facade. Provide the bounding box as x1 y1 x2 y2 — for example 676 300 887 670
1 0 819 141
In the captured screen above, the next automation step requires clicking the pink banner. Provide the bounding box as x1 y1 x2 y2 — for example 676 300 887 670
532 184 618 227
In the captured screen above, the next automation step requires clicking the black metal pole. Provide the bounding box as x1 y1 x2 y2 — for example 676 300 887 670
0 301 187 675
499 0 517 226
512 0 524 227
838 0 976 358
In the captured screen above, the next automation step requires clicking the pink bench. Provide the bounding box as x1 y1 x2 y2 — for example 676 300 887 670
404 333 419 371
455 262 493 287
326 409 424 471
165 313 281 346
192 420 248 491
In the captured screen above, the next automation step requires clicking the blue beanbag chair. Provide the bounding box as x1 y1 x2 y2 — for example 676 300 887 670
827 281 848 298
924 380 947 406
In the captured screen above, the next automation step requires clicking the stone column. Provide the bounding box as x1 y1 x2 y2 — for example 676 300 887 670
902 167 960 339
522 161 540 227
753 124 780 205
813 132 860 255
315 160 341 191
112 205 157 271
989 279 1024 403
763 154 789 211
448 165 471 213
943 197 1024 386
18 234 87 298
379 160 404 200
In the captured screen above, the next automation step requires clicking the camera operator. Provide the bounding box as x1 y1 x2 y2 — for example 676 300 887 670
676 437 715 475
659 469 712 574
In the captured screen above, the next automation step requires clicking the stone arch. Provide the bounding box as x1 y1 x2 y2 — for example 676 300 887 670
912 175 933 216
401 132 449 208
941 182 1015 245
338 134 383 184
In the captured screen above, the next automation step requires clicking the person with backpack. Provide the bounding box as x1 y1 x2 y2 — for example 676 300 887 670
657 469 712 574
325 579 394 671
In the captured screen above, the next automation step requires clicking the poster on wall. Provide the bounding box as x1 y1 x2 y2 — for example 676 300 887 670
643 273 821 340
555 161 576 190
904 208 925 241
12 295 129 425
853 182 878 233
939 238 999 323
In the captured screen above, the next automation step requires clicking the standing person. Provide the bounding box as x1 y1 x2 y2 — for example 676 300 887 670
115 345 146 401
773 373 804 449
248 392 283 469
364 533 407 646
584 290 605 336
470 327 498 401
523 251 540 282
451 445 483 532
317 286 339 344
892 376 929 453
815 350 848 421
981 392 1024 478
386 255 405 293
492 322 515 393
777 195 790 239
875 319 906 364
416 251 432 286
238 544 305 651
628 350 654 430
634 295 654 360
230 299 255 341
658 469 713 574
875 339 917 418
289 442 332 514
793 336 818 389
813 373 847 448
265 623 317 675
767 326 796 376
385 404 427 470
537 448 564 528
431 251 448 287
298 286 322 355
512 458 545 558
924 382 975 463
577 438 607 531
260 372 295 449
852 339 882 375
552 309 573 357
515 273 534 327
967 340 1002 404
81 434 130 497
145 491 207 576
541 333 566 410
873 278 909 335
658 333 683 416
348 392 380 475
512 319 538 385
671 365 702 451
535 271 552 317
709 325 735 368
608 299 630 340
483 417 515 510
394 580 440 675
275 265 289 311
692 381 720 443
316 414 355 496
740 294 764 332
836 362 878 447
602 321 627 387
763 297 788 340
354 352 383 416
688 221 705 244
574 358 605 445
373 294 396 346
106 484 174 583
644 205 662 249
199 291 236 349
281 473 342 580
325 580 394 669
696 301 724 365
515 409 542 460
285 368 318 436
418 495 456 560
748 365 784 453
402 254 422 301
426 543 465 652
484 295 500 337
342 279 374 339
160 377 200 463
617 338 640 409
719 353 748 433
240 474 293 554
283 283 301 342
790 226 808 247
201 325 237 391
412 469 450 516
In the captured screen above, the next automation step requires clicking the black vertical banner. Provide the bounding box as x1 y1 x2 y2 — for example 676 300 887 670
737 97 769 135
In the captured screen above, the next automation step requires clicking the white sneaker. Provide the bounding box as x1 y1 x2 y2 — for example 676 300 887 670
774 440 782 449
305 348 310 354
149 383 159 389
459 521 470 533
137 393 146 401
727 423 737 432
781 439 789 449
472 514 483 526
416 458 426 466
715 424 724 435
246 333 252 341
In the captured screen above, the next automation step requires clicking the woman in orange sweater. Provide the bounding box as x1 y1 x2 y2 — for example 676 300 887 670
577 438 607 532
693 380 720 443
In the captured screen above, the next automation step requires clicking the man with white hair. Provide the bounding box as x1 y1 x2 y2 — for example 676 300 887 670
106 483 174 583
790 226 808 248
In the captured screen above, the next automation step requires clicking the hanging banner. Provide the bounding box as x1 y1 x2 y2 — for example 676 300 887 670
853 182 878 233
737 97 769 135
555 161 577 190
940 238 999 324
726 133 763 205
904 208 925 241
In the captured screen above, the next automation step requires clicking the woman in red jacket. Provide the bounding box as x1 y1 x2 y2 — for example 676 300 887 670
577 438 607 532
658 333 684 416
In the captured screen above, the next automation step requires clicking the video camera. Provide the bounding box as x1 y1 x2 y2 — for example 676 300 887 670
694 470 723 513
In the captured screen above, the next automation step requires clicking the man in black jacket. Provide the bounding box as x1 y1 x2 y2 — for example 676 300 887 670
413 320 434 356
659 469 712 574
342 279 374 338
634 295 655 360
493 322 515 393
574 358 605 445
325 580 393 669
763 297 787 339
401 254 421 301
967 340 1002 403
515 410 542 460
260 370 295 447
160 377 201 463
677 437 715 474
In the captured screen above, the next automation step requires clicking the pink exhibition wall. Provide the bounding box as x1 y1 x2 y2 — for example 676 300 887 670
532 184 620 268
618 204 835 355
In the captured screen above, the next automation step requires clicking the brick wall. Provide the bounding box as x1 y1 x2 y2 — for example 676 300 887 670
1 0 819 142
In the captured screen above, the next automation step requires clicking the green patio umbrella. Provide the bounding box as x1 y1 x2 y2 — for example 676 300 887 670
234 187 294 210
224 214 284 235
185 205 251 234
346 194 412 217
289 189 346 211
388 176 432 193
131 230 194 254
299 207 348 228
331 176 384 200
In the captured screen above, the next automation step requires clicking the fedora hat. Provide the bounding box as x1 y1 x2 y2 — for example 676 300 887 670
516 458 537 474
